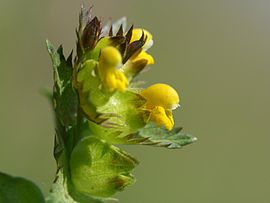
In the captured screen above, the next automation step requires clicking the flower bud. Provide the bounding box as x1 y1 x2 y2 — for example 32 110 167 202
99 46 122 67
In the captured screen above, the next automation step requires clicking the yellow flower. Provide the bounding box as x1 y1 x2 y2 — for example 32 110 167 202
98 46 128 92
130 50 154 65
121 28 155 80
150 106 174 130
128 28 154 65
140 83 180 109
140 83 180 130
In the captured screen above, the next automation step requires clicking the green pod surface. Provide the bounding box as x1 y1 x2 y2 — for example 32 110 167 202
70 137 138 197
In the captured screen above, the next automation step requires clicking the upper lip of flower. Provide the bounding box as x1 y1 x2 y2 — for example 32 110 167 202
143 39 153 51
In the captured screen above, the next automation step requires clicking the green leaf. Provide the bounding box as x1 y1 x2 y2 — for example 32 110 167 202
46 40 78 127
70 137 138 198
46 40 79 163
129 123 197 149
0 172 45 203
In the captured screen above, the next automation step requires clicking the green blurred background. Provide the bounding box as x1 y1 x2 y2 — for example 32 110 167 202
1 0 270 202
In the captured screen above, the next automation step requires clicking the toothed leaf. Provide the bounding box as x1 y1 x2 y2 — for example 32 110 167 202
130 123 197 149
46 40 78 127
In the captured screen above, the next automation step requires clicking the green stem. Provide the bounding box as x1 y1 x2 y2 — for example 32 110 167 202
74 107 84 147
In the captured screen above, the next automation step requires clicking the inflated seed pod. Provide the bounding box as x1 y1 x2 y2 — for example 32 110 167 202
70 137 138 197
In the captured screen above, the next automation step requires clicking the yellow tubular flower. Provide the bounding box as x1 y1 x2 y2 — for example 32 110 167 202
98 46 128 92
140 83 180 110
127 28 155 66
140 83 180 130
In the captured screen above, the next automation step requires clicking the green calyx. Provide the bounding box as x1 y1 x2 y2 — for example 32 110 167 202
70 137 138 197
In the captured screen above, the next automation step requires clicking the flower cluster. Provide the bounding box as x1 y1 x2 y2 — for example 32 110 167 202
74 16 180 132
